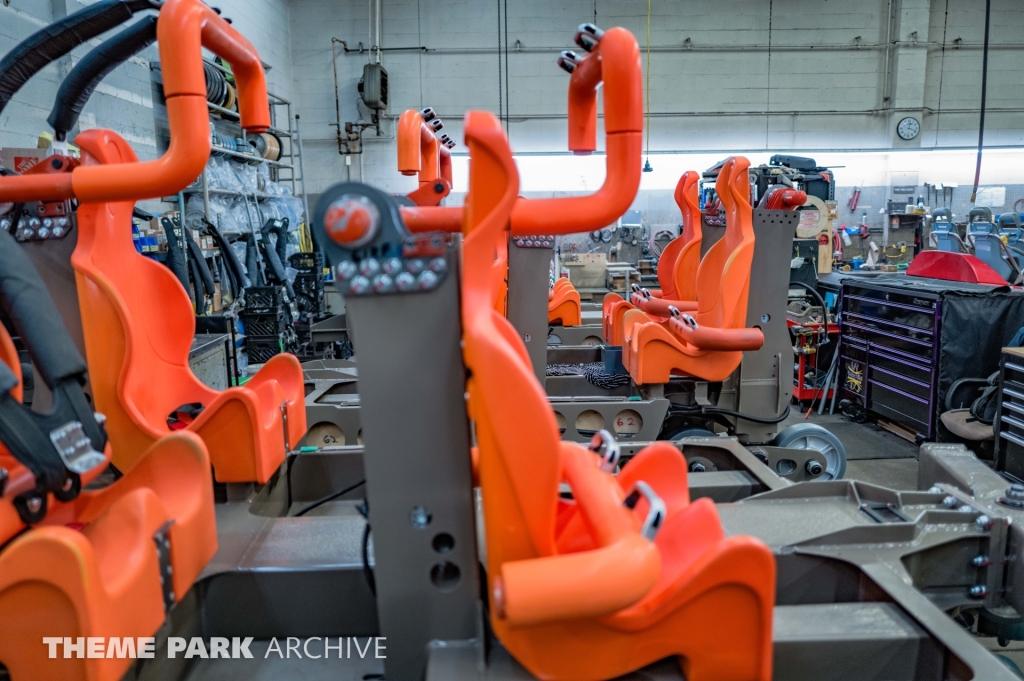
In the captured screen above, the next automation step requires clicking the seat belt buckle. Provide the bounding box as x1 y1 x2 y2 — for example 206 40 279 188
622 481 667 542
49 421 106 474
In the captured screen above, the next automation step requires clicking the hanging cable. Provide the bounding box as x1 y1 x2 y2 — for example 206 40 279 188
765 0 773 148
496 0 503 127
504 0 510 136
970 0 991 203
642 0 652 172
933 0 950 146
293 479 366 517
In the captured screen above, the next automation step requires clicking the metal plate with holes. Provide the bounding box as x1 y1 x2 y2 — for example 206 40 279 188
507 237 553 382
49 421 105 474
511 234 554 249
547 395 669 442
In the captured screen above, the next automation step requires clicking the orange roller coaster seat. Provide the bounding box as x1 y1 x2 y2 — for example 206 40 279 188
603 170 704 345
623 157 764 385
602 291 633 346
71 129 306 484
0 432 215 681
0 331 216 681
460 109 773 681
632 170 704 314
548 277 581 326
0 0 302 484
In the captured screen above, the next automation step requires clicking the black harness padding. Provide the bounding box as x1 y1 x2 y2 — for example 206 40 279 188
216 254 235 303
259 218 295 298
183 222 215 299
0 229 107 498
208 222 250 289
162 216 192 294
47 15 158 140
0 0 158 116
246 233 265 287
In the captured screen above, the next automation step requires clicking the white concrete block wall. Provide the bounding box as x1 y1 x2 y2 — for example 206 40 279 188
0 0 292 162
0 0 1021 213
289 0 1024 197
218 0 294 102
0 1 73 148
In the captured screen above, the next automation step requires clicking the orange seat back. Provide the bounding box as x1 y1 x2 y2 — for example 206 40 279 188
72 130 219 467
693 157 754 332
548 278 581 326
654 172 699 299
670 171 703 301
461 111 559 564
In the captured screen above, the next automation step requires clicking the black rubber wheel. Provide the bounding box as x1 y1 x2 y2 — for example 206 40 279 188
662 427 717 441
996 655 1024 679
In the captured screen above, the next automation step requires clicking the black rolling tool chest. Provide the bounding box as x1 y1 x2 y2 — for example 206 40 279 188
839 275 1024 441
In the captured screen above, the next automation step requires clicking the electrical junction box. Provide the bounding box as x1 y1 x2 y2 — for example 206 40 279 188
359 63 389 110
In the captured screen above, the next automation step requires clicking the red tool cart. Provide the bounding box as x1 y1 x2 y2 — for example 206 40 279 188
789 317 840 404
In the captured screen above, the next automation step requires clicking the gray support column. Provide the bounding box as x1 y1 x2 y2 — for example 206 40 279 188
701 211 796 443
505 235 554 383
343 244 480 680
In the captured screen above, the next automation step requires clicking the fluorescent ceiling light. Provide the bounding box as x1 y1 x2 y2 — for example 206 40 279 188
448 147 1024 193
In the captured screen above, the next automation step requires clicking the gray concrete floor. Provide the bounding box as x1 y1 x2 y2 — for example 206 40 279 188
179 640 385 680
782 409 923 489
161 411 995 681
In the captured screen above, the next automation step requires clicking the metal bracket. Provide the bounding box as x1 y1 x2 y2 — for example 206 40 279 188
49 421 105 474
153 519 176 614
511 234 554 249
280 401 290 453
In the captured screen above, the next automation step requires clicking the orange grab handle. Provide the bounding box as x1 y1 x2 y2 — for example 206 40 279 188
668 319 765 351
508 132 641 236
566 27 644 151
402 204 463 232
497 534 659 628
559 442 635 543
490 443 662 628
397 109 441 182
633 295 697 316
0 0 270 204
400 26 643 236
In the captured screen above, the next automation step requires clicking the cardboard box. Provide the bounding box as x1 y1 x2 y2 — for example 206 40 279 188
0 147 47 174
